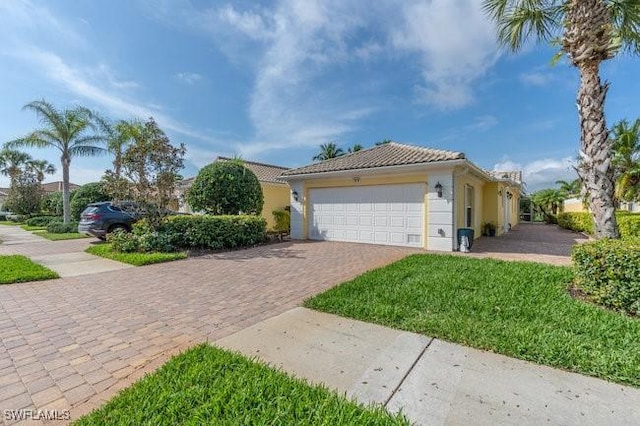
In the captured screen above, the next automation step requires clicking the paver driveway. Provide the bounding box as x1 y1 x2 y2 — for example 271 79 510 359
0 241 416 423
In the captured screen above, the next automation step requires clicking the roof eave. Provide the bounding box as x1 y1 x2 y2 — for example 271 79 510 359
280 159 468 180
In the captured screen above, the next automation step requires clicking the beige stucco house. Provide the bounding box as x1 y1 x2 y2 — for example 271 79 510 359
177 157 290 230
280 143 522 252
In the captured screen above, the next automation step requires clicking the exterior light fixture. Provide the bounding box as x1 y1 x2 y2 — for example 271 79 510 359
507 192 513 200
353 176 360 183
435 181 443 198
498 190 503 196
292 191 299 202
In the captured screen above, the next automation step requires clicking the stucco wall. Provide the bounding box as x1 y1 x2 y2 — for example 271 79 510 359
261 183 290 230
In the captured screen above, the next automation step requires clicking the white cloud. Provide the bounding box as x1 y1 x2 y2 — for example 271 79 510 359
391 0 499 109
520 71 554 87
176 72 203 85
494 156 577 192
469 115 498 131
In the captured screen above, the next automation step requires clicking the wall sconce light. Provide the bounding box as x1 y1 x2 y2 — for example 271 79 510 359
353 176 360 183
498 189 503 196
435 181 443 198
292 191 299 202
507 192 513 200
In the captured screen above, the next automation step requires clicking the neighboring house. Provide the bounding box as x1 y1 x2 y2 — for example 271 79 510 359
280 142 523 252
177 157 290 230
41 181 81 194
564 197 639 213
0 187 8 211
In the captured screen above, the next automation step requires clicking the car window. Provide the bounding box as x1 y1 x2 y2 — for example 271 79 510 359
82 207 99 215
108 205 122 212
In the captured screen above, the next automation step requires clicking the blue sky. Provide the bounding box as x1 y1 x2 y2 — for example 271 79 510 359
1 0 639 191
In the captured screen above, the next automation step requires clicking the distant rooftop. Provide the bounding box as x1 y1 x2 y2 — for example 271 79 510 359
41 181 81 193
180 157 289 187
485 170 523 184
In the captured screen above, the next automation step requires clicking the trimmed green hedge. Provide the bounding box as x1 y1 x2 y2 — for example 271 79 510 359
558 212 640 237
46 221 79 234
26 216 62 227
162 215 266 250
557 212 594 234
572 238 640 315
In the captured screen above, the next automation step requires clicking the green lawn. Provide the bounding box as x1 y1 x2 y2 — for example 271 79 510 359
0 221 20 226
86 244 187 266
305 254 640 387
74 344 407 426
21 224 47 231
34 231 89 241
0 255 59 284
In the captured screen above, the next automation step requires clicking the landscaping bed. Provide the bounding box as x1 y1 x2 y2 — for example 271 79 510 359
0 255 59 284
74 344 407 426
86 244 186 266
305 254 640 387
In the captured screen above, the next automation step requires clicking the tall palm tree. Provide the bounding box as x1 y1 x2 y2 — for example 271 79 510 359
313 142 345 161
0 148 32 185
107 120 143 178
27 159 56 184
483 0 640 239
348 143 364 153
611 118 640 202
555 178 581 198
6 100 108 223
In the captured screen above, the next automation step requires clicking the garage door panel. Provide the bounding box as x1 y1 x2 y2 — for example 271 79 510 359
309 184 424 247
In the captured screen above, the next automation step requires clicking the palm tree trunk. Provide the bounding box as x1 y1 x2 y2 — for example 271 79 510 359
62 155 71 224
576 63 619 238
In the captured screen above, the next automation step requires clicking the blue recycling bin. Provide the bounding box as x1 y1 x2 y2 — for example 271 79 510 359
457 228 475 250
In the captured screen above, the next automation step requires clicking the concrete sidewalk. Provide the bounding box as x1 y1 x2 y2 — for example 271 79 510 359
0 225 131 277
217 308 640 426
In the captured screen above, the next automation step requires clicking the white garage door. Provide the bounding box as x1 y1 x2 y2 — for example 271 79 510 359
308 184 424 247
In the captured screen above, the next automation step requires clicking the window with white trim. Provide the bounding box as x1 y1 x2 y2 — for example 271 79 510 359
465 185 474 228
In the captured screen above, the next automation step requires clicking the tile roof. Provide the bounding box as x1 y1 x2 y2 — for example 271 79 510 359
281 142 465 176
485 170 523 183
41 181 81 193
217 157 289 184
179 157 289 188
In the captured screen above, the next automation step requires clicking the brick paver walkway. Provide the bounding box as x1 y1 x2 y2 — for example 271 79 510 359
0 241 416 424
468 223 589 266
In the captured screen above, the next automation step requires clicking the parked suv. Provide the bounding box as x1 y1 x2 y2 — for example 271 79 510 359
78 201 141 240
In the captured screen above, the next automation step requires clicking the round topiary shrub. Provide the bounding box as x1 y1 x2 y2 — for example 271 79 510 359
186 160 264 215
70 182 110 220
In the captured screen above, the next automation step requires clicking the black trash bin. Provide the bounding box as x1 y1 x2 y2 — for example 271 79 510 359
457 227 475 250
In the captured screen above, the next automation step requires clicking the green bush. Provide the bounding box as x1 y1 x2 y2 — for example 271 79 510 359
557 212 594 234
572 238 640 315
617 214 640 237
26 216 61 227
0 213 7 221
162 215 266 250
70 182 109 220
186 160 264 215
108 219 176 253
272 209 290 232
558 212 640 237
46 221 79 234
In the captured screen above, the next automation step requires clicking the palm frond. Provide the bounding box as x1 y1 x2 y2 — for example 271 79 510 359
610 0 640 54
69 145 107 158
22 100 66 136
5 134 54 150
483 0 563 51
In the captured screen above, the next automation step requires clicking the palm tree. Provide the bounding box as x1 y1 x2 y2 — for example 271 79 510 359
532 188 566 216
0 148 32 185
347 143 364 153
27 159 56 184
107 120 143 178
6 100 108 223
555 178 581 198
611 118 640 202
313 142 345 161
483 0 640 239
